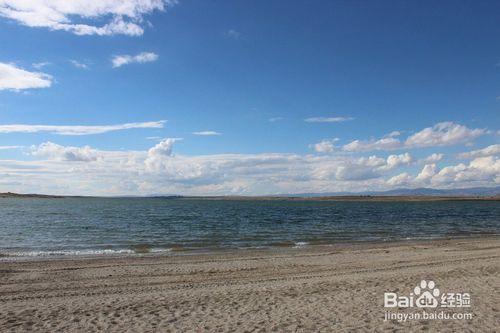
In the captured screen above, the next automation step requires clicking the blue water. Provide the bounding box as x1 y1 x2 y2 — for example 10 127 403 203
0 198 499 257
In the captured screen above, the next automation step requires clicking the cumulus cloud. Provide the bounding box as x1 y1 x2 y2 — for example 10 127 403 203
457 144 500 159
0 120 165 135
310 139 338 153
0 0 176 36
333 164 380 181
312 155 387 181
384 153 413 170
421 153 443 164
31 142 101 162
147 138 179 158
305 116 354 123
144 138 181 170
405 122 486 148
0 62 52 91
342 122 487 152
432 156 500 185
343 137 401 152
111 52 158 68
387 172 412 186
192 131 221 136
416 164 438 182
413 156 500 186
9 139 404 194
2 138 498 196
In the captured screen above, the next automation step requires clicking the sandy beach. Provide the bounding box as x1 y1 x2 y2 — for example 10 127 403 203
0 237 498 332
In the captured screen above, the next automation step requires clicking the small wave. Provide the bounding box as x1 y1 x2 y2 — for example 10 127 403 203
293 241 309 248
0 246 176 259
1 248 136 258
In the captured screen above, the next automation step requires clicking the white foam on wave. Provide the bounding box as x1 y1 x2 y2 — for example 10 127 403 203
2 248 135 257
150 248 173 253
0 247 172 259
293 241 309 248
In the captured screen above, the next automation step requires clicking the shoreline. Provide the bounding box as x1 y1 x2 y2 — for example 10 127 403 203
2 192 500 201
2 234 499 262
1 236 498 331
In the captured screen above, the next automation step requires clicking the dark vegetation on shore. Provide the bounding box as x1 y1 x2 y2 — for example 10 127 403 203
0 192 64 198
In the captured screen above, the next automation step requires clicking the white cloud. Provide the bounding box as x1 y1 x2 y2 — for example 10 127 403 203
0 139 500 195
387 172 412 186
111 52 158 68
192 131 221 136
0 145 20 150
144 138 181 171
31 142 101 162
0 0 176 36
416 164 438 182
413 156 500 186
345 157 384 180
431 157 500 185
0 62 52 91
0 120 165 135
305 116 354 123
405 122 485 148
421 153 443 163
70 60 89 69
148 138 179 157
384 153 413 170
312 155 387 182
2 139 405 195
457 144 500 159
343 137 401 152
310 139 338 153
1 138 498 196
342 122 487 152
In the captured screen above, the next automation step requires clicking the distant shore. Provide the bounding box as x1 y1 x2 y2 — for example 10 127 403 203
1 191 499 201
180 195 500 202
1 237 498 332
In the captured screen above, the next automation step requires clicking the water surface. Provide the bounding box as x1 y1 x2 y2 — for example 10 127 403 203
0 198 498 257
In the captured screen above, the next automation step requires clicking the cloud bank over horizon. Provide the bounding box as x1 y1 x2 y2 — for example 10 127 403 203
2 120 498 196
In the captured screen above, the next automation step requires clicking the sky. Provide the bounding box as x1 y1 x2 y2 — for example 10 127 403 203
0 0 498 196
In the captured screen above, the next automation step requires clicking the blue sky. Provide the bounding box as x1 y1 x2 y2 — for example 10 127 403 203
0 0 498 195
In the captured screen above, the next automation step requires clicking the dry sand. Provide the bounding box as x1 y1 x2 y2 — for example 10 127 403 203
0 237 498 332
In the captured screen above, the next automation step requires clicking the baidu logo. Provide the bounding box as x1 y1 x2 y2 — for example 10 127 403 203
383 279 473 322
384 279 470 309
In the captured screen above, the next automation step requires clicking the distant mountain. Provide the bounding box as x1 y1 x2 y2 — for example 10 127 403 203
2 186 499 199
279 187 500 198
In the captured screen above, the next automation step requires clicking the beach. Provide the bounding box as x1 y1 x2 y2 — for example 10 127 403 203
0 237 498 332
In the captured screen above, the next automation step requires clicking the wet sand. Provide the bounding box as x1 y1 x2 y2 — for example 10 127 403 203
0 237 498 332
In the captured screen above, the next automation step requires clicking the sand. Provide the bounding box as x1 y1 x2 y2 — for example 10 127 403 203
0 237 498 332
